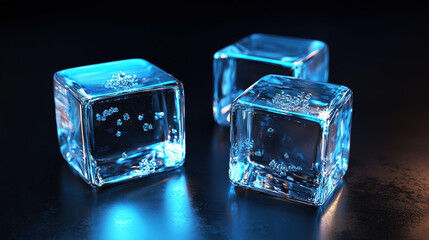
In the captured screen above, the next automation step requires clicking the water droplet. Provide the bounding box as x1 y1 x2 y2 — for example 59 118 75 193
116 131 121 137
172 128 177 134
122 152 128 158
267 128 274 133
138 114 144 121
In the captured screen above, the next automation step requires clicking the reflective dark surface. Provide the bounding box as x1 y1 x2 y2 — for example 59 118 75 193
1 6 429 239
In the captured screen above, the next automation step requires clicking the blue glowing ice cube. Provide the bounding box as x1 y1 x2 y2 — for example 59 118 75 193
213 33 329 126
54 59 185 187
229 75 352 206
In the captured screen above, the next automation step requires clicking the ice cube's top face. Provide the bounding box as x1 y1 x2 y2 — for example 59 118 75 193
216 34 326 64
54 59 178 100
234 75 352 123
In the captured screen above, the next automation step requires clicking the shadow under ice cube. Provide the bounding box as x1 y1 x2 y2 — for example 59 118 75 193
229 75 352 206
54 59 185 187
213 33 329 126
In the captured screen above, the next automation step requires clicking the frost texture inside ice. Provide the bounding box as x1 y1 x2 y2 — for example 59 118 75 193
229 75 352 206
213 33 329 126
54 58 185 187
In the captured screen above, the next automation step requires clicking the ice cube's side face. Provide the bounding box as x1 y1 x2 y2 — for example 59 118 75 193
229 104 325 205
325 94 353 175
54 78 89 182
54 59 185 187
230 106 322 182
88 82 185 186
229 75 352 206
213 33 329 126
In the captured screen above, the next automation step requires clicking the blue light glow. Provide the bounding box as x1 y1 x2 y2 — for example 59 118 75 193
163 174 199 238
99 204 149 240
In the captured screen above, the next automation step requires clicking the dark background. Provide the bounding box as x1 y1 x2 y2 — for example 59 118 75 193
1 4 429 239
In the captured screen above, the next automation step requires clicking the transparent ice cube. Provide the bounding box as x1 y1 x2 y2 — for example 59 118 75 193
54 59 185 187
229 75 352 206
213 33 329 126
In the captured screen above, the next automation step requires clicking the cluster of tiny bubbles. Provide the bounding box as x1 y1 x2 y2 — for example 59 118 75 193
242 138 254 156
96 107 119 121
116 119 122 126
154 112 164 120
231 143 239 156
116 131 121 137
138 114 144 121
172 128 177 134
230 143 239 164
272 91 312 112
123 113 130 121
269 159 303 176
139 159 156 175
142 123 153 131
104 71 139 90
268 160 287 176
254 150 263 157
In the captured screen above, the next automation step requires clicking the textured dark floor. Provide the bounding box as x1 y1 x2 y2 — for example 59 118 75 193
1 6 428 240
